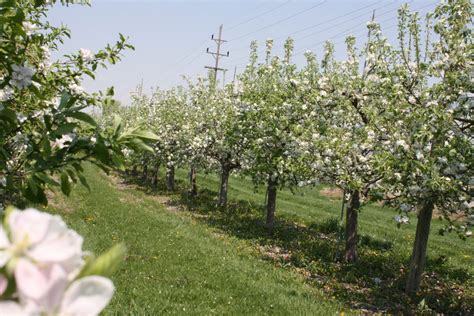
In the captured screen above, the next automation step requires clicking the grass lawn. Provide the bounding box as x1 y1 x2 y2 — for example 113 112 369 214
48 165 473 314
48 166 345 315
170 168 473 314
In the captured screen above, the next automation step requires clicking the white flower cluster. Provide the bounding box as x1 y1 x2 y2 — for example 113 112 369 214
51 133 76 149
22 22 37 36
394 215 409 224
0 208 115 315
0 86 14 102
79 48 94 62
69 83 84 95
10 64 35 89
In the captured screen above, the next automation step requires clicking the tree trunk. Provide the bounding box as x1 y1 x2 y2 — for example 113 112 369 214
151 162 160 189
345 190 360 263
218 166 230 207
132 165 138 177
406 200 435 294
266 176 278 233
166 165 175 191
142 164 148 181
189 165 197 196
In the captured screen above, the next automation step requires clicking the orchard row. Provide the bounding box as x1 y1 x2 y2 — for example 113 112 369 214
115 1 473 294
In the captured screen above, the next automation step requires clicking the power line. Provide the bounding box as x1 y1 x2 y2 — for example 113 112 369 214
273 0 383 41
228 0 328 42
161 40 208 79
163 1 291 82
227 1 403 64
294 1 437 56
227 1 292 31
172 1 284 68
295 0 407 43
228 1 437 69
229 0 388 57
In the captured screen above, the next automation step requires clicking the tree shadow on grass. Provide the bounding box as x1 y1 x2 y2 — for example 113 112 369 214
121 173 473 315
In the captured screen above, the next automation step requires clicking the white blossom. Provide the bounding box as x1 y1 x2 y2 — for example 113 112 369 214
69 83 84 95
22 21 37 36
0 86 14 102
17 113 27 124
0 208 115 315
395 139 409 150
52 134 75 149
394 215 409 224
10 64 35 89
79 49 94 62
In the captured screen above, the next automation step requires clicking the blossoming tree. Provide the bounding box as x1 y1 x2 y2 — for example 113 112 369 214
238 39 311 232
0 0 157 209
377 1 473 293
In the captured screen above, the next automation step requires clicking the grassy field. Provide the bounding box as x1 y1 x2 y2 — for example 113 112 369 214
48 166 345 315
49 165 473 314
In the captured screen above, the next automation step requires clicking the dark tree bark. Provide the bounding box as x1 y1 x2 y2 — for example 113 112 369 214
406 200 435 294
189 165 197 197
266 176 278 233
151 162 160 189
218 166 230 207
132 165 138 177
345 190 360 263
142 164 148 181
166 165 175 191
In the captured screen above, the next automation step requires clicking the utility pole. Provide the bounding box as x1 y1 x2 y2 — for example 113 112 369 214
222 69 227 88
205 24 229 84
232 66 237 84
362 10 376 75
138 78 144 97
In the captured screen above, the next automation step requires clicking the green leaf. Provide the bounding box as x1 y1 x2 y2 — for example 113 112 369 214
106 86 115 96
113 115 122 138
27 177 38 196
0 108 17 125
55 123 78 135
59 92 75 109
60 172 71 196
130 129 160 141
41 133 52 157
94 142 110 165
66 169 77 183
78 173 91 191
24 178 48 205
128 138 154 153
77 243 126 278
34 172 60 186
66 111 97 126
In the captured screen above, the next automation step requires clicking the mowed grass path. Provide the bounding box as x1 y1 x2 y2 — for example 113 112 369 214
49 166 344 315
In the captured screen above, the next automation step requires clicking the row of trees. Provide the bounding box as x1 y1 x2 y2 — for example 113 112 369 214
119 0 473 294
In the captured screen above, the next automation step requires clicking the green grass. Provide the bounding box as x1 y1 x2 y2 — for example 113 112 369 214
48 165 473 314
48 166 345 315
175 169 473 273
168 168 473 314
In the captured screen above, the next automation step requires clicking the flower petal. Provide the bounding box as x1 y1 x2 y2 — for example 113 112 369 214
60 276 114 316
15 259 67 312
0 273 8 295
0 301 24 315
27 216 83 272
8 209 50 245
0 227 11 267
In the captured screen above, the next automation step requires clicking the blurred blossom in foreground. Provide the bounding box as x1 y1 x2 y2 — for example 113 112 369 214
0 207 124 315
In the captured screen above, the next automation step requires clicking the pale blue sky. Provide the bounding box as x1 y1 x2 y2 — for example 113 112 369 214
48 0 437 104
